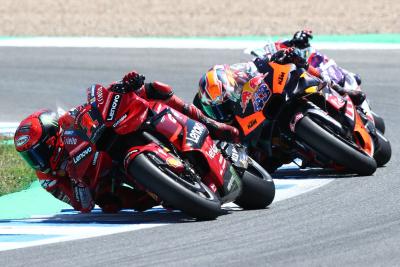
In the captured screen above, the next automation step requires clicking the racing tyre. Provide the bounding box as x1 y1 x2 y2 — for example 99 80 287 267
374 130 391 167
295 115 377 176
234 158 275 209
372 111 385 134
129 154 222 220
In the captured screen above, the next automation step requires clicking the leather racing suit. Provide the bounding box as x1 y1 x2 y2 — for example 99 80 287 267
37 72 239 213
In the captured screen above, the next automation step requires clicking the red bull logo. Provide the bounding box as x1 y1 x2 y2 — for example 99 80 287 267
240 75 263 113
249 75 263 88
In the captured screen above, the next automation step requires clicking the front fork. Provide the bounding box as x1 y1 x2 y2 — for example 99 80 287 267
216 141 249 203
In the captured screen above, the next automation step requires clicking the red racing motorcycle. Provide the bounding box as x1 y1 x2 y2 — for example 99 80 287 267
65 85 275 220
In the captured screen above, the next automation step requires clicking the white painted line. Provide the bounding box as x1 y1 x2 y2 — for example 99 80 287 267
0 122 18 136
0 222 166 251
273 178 332 202
0 177 332 252
0 37 399 50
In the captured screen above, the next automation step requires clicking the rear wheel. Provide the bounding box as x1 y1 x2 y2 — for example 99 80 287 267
295 115 377 176
234 158 275 209
374 130 391 167
128 153 222 220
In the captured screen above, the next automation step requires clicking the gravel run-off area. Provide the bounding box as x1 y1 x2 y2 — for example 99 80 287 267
1 0 399 37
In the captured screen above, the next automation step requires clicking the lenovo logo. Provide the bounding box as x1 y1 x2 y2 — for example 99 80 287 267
73 146 92 164
187 122 205 144
106 94 121 121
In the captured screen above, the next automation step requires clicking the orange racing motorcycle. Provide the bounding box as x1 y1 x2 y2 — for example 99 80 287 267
194 55 382 175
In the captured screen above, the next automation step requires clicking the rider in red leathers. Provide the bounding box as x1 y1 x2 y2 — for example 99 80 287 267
14 71 239 214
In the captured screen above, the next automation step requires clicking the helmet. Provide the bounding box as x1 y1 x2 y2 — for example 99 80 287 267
198 65 241 122
14 109 59 173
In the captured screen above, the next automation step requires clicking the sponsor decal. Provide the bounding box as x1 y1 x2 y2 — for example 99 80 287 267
106 94 121 121
253 84 272 111
227 166 240 191
240 78 258 113
207 143 218 159
290 113 304 132
326 94 345 110
64 130 75 135
92 151 99 166
72 145 92 164
247 119 257 129
96 86 104 105
64 137 77 145
166 157 182 168
186 122 206 144
113 113 128 128
40 179 57 189
230 147 239 162
240 74 268 113
278 72 285 85
15 135 30 147
89 85 96 104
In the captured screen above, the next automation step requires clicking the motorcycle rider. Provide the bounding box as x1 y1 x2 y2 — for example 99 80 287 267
266 29 366 105
14 71 239 214
194 47 347 171
195 47 319 122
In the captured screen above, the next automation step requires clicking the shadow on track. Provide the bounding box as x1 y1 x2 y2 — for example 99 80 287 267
0 207 196 224
272 167 364 180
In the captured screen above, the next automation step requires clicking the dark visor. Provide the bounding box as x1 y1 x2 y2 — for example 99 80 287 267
19 141 51 172
202 100 233 123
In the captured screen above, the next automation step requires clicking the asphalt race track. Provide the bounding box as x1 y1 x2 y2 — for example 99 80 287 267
1 48 399 266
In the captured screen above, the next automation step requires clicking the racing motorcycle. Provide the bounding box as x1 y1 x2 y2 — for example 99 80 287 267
249 45 391 168
247 41 387 135
194 58 380 175
66 85 275 220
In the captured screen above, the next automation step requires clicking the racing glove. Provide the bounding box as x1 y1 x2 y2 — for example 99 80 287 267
110 71 146 93
183 103 240 143
122 71 146 91
271 47 309 69
162 93 240 143
290 29 313 49
253 56 270 74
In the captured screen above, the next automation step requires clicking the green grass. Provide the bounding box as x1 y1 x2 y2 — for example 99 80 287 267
0 137 36 196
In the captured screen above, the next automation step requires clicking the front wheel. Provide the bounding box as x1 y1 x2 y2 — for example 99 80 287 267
234 158 275 209
128 153 222 220
372 111 385 134
374 130 391 167
295 115 377 176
